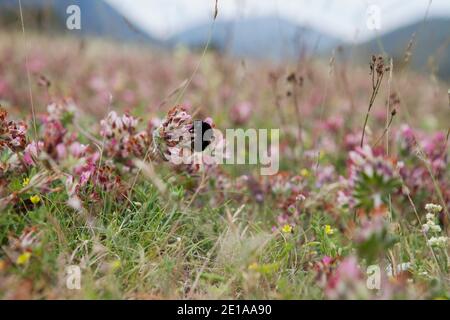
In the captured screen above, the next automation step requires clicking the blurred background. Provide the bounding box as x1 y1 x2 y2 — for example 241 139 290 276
1 0 449 80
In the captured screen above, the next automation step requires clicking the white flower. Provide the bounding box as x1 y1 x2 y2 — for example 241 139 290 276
425 203 442 214
427 237 438 246
425 213 435 221
431 224 442 233
422 219 442 234
427 236 448 248
426 220 435 227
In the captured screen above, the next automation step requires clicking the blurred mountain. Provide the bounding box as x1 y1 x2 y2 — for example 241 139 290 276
2 1 449 79
0 0 160 44
169 16 342 59
353 18 450 79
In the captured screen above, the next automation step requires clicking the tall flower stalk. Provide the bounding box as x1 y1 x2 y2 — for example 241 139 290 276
360 55 390 147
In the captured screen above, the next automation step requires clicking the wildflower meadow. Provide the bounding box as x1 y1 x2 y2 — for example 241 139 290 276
0 5 449 300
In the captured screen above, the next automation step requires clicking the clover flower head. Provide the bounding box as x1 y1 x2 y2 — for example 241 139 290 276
153 106 193 161
100 111 149 159
69 142 88 158
100 111 139 138
0 107 28 152
23 141 44 166
151 105 218 175
344 145 400 211
46 100 77 121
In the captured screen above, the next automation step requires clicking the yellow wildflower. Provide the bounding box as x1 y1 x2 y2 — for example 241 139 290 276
30 195 41 204
281 224 293 233
111 260 122 271
248 262 259 271
16 252 31 265
22 177 30 187
300 168 310 177
324 225 334 235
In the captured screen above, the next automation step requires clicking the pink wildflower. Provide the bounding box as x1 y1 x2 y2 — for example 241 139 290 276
230 102 252 125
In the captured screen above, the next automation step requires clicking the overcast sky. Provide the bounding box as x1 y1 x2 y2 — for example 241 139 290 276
105 0 450 41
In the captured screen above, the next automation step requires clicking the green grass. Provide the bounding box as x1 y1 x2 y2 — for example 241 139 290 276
0 31 449 300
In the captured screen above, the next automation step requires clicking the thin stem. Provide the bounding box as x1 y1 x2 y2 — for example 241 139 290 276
361 73 384 147
18 0 38 140
373 111 396 147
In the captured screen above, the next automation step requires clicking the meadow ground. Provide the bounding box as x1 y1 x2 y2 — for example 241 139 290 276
0 31 449 299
